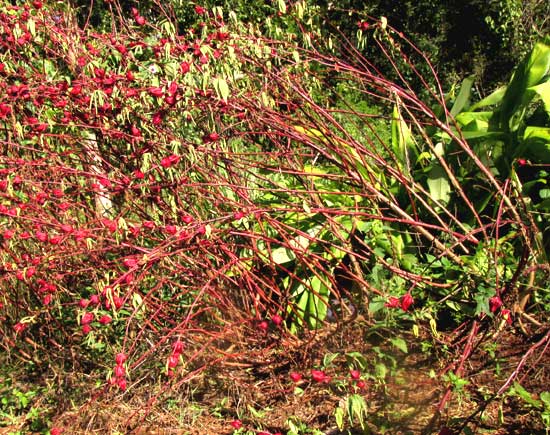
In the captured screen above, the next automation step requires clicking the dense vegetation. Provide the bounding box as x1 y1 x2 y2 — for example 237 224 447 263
0 1 549 434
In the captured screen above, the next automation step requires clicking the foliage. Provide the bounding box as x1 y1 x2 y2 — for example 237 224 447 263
450 36 550 253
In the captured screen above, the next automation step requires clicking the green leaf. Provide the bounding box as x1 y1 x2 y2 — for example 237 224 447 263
270 246 295 264
528 80 550 115
277 0 287 13
390 337 408 353
450 75 475 116
498 37 550 131
334 407 344 430
213 77 230 103
511 382 543 408
391 104 414 169
427 164 451 204
469 87 506 111
375 363 387 379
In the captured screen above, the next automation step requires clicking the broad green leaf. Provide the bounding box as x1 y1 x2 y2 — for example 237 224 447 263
527 81 550 115
450 75 475 116
519 127 550 162
498 37 550 130
271 246 296 264
427 164 451 204
306 275 330 328
469 86 506 111
455 111 493 128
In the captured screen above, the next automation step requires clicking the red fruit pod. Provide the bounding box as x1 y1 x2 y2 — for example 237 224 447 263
81 312 94 325
50 427 64 435
271 314 283 326
13 322 26 333
180 61 190 74
172 340 185 353
90 294 100 305
501 308 513 325
114 364 125 378
165 224 178 235
167 354 180 368
79 298 90 308
117 378 127 391
49 236 63 245
400 293 414 312
230 420 242 429
130 125 141 137
60 224 73 233
356 380 367 390
82 324 92 335
135 15 146 26
350 369 361 380
258 320 269 332
290 372 302 382
99 314 112 325
152 112 163 125
148 87 164 98
113 296 124 310
123 258 138 268
25 267 36 279
311 369 330 383
35 231 48 242
384 296 400 309
115 352 127 364
489 295 503 313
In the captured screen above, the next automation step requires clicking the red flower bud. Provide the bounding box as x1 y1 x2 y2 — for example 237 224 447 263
117 378 127 391
114 364 125 378
271 314 283 326
115 353 127 364
230 420 242 429
501 308 512 325
173 340 185 353
489 296 503 313
400 293 414 311
258 320 269 332
290 372 302 382
81 312 94 325
384 296 400 309
168 354 180 368
99 315 112 325
311 369 330 383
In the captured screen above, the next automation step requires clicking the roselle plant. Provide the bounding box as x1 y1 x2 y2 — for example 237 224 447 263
0 3 548 432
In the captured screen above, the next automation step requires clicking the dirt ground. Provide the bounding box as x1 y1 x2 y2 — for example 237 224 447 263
2 316 549 435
